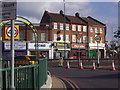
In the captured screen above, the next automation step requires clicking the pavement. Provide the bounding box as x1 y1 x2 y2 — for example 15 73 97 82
40 75 66 89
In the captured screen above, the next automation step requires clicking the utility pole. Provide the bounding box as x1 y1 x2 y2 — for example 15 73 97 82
63 0 66 59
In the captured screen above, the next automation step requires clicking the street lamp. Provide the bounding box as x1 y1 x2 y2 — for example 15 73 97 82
95 33 101 67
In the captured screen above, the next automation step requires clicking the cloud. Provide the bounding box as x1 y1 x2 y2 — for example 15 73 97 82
17 2 91 22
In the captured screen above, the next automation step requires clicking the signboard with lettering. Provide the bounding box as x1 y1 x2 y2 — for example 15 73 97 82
0 0 17 21
28 43 51 50
72 44 86 49
4 41 26 50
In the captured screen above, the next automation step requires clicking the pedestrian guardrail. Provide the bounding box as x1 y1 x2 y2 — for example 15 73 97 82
0 59 48 89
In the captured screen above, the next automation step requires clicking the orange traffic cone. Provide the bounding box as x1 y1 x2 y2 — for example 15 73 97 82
112 60 116 70
92 60 96 70
79 60 83 69
66 61 70 69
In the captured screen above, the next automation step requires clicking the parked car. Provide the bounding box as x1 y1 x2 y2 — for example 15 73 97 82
15 55 38 66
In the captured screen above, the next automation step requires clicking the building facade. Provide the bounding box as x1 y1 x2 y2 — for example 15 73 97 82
2 10 106 59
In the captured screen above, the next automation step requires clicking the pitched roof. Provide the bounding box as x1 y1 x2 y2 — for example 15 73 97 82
46 11 87 25
82 16 106 26
66 15 87 25
48 12 70 23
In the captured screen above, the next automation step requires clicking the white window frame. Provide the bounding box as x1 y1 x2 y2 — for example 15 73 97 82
66 24 69 30
95 27 98 33
83 26 87 32
60 23 63 30
72 35 76 42
54 34 57 41
72 25 76 31
89 37 93 43
53 23 57 29
83 36 87 43
66 35 69 41
90 27 94 33
32 33 35 41
100 28 103 33
78 25 82 31
60 34 63 41
41 33 46 41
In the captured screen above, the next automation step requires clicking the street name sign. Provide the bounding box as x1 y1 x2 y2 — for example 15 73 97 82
0 0 17 21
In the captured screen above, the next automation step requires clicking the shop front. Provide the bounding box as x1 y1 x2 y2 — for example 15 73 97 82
89 43 105 58
28 42 51 59
53 42 70 59
3 41 26 59
71 44 87 59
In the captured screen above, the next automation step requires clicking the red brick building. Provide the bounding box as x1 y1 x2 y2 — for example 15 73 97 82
40 10 106 59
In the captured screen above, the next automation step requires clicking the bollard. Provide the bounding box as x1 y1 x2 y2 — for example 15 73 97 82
92 60 96 70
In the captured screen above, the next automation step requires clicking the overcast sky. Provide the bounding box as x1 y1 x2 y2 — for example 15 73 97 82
17 1 118 42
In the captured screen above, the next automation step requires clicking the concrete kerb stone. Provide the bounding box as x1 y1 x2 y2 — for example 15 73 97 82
40 75 52 90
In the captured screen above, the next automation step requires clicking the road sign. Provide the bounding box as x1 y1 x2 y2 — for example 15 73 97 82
5 25 19 39
0 0 17 21
95 36 101 43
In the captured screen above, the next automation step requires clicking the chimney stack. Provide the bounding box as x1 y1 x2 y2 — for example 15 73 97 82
60 10 64 14
75 12 80 17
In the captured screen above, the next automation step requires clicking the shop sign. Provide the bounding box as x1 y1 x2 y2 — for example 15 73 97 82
56 43 69 49
4 41 26 50
28 43 51 50
72 44 86 49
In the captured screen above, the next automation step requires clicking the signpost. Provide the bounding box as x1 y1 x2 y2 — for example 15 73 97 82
95 35 101 67
76 33 82 67
0 0 17 89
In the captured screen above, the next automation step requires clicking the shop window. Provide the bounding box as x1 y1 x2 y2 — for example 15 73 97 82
72 35 76 42
60 23 63 30
78 25 82 31
41 33 46 41
83 26 87 32
66 24 69 30
53 23 57 29
72 25 76 31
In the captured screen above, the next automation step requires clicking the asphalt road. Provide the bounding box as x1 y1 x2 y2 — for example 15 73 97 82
48 61 119 89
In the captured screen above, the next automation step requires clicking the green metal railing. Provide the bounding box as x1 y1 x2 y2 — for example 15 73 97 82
0 59 48 89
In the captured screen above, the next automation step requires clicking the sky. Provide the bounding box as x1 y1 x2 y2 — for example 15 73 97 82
16 0 118 42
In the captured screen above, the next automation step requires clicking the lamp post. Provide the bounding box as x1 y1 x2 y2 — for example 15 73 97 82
76 33 82 66
95 33 101 67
